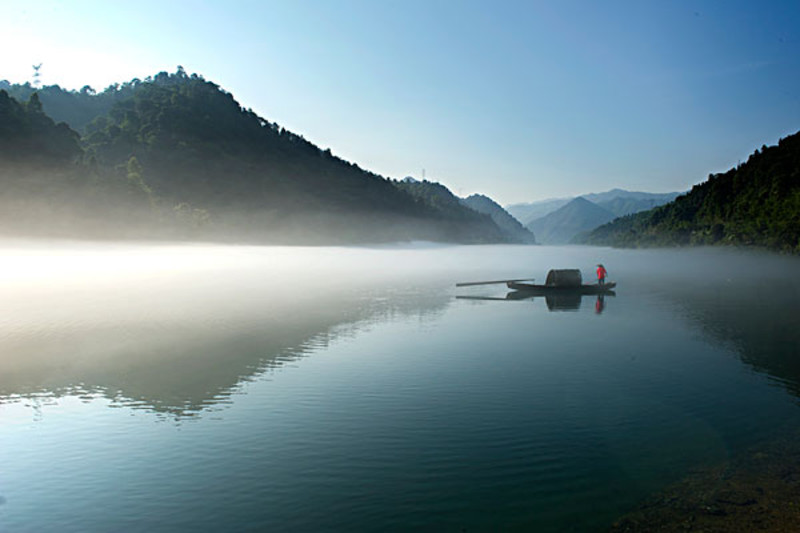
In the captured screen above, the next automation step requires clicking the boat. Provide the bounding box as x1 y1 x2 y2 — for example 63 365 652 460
506 280 616 294
456 268 617 296
506 268 616 294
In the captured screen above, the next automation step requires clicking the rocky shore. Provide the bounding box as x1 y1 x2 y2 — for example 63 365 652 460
609 430 800 532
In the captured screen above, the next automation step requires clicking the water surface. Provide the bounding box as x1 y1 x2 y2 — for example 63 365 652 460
1 242 799 532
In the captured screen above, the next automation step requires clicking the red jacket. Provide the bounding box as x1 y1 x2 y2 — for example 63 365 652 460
597 266 607 280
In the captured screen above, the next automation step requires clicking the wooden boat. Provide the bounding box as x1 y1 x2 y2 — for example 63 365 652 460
456 269 617 297
506 281 616 294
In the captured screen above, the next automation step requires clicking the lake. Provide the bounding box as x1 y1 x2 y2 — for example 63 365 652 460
1 241 799 532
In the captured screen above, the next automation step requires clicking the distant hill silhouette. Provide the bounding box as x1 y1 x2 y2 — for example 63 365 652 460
460 194 536 243
506 198 571 226
595 195 681 218
507 189 680 226
582 133 800 253
527 197 616 244
582 188 680 205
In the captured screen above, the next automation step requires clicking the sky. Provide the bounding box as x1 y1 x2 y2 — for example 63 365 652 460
1 0 799 205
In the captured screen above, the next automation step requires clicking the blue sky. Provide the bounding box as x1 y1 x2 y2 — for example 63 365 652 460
2 0 799 204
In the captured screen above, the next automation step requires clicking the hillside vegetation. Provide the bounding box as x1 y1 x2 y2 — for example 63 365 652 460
0 89 157 238
583 133 800 252
0 69 513 244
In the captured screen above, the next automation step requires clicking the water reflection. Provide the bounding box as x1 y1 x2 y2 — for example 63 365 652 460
0 243 453 418
0 291 452 417
458 291 614 312
3 243 800 533
595 293 606 314
654 279 800 400
508 290 614 312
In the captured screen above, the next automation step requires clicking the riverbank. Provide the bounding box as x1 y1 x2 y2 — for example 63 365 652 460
609 428 800 532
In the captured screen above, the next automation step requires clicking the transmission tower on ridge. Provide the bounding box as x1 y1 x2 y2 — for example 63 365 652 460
32 63 42 89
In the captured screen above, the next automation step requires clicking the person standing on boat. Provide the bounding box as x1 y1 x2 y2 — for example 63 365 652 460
596 264 608 285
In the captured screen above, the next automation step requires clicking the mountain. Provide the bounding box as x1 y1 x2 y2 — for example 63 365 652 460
460 194 536 243
595 194 681 217
0 91 81 165
507 189 680 225
527 197 616 244
393 180 509 243
582 188 680 205
2 80 136 134
506 198 571 226
582 132 800 253
0 69 509 244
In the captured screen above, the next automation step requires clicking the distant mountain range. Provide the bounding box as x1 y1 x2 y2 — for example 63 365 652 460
507 190 680 226
507 189 681 244
527 197 616 245
582 188 681 206
506 198 571 227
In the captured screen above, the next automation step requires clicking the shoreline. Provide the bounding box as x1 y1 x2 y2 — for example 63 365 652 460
609 427 800 532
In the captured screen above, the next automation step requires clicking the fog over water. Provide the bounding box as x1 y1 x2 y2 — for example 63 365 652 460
1 240 799 532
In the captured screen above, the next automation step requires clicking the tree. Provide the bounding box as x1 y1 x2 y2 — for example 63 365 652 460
27 92 43 114
125 155 155 207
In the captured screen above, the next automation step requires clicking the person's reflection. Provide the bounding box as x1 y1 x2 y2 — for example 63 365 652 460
595 294 606 314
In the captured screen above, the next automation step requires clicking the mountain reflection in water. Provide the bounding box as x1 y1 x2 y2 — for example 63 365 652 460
2 243 800 532
0 242 452 417
653 277 800 401
4 243 783 419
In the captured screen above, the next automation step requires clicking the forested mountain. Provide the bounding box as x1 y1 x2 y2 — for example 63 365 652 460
0 91 81 165
460 194 536 243
0 69 511 244
392 180 508 243
527 197 616 244
582 133 800 252
1 80 132 134
0 89 156 238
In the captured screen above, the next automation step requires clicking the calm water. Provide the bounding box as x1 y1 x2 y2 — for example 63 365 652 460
1 242 799 532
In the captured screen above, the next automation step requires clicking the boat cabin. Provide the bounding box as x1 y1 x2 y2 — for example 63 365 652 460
544 269 582 288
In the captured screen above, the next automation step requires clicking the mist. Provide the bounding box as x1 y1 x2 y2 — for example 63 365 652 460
2 240 798 412
2 239 800 531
